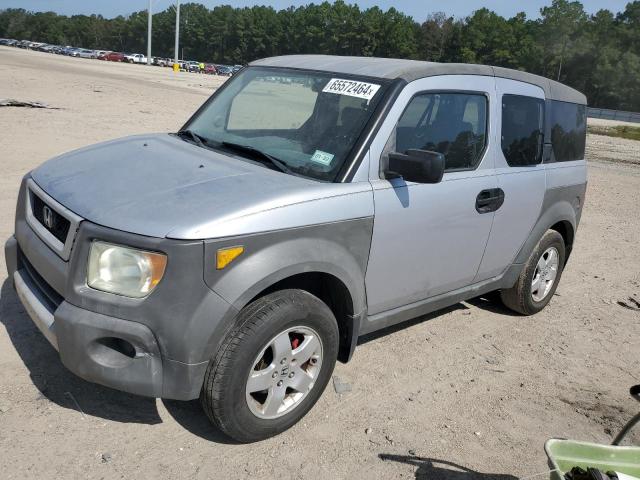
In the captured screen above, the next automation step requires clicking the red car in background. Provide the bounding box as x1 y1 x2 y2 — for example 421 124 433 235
204 64 217 75
105 52 125 62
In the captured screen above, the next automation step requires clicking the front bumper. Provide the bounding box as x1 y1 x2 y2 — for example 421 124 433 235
5 177 245 399
6 234 208 399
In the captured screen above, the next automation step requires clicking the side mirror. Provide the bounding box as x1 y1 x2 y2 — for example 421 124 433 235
385 149 445 184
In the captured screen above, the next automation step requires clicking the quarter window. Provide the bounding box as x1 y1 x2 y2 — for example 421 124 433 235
392 92 488 171
501 94 545 166
549 100 586 162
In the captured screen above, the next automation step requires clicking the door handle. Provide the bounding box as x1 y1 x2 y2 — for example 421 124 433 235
476 188 505 214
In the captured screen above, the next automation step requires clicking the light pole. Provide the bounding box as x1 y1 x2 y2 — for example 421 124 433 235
147 0 152 65
174 0 180 64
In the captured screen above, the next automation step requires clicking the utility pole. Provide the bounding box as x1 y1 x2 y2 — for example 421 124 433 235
147 0 152 65
174 0 180 64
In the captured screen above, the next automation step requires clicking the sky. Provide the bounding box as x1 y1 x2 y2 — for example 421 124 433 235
0 0 631 21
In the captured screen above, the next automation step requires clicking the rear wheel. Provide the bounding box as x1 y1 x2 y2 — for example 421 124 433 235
500 230 566 315
201 289 339 442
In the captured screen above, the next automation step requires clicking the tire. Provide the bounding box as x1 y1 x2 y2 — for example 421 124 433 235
201 289 339 442
500 229 566 315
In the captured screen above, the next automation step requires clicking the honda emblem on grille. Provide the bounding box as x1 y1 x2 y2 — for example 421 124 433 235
42 205 54 229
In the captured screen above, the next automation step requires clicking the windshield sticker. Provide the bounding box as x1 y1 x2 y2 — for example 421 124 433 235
310 150 335 166
322 78 381 101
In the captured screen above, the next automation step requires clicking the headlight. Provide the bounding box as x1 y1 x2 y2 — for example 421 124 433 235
87 241 167 298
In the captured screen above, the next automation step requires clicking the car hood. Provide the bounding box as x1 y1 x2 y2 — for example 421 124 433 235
31 134 372 239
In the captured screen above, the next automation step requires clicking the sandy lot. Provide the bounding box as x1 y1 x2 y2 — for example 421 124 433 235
0 47 638 480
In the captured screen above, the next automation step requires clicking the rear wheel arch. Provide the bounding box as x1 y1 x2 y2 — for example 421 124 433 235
514 201 577 266
549 220 575 264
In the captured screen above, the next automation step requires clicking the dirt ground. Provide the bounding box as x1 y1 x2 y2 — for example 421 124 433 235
0 46 638 480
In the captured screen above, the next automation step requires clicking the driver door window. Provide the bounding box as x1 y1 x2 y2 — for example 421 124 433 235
391 92 488 171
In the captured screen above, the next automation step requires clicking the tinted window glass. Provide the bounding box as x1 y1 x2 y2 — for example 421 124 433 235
549 100 586 162
501 95 544 166
393 92 488 171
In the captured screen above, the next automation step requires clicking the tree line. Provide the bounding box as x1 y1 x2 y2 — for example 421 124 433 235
1 0 639 111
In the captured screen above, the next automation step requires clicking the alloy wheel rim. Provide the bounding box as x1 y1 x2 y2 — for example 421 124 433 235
245 326 323 420
531 246 559 302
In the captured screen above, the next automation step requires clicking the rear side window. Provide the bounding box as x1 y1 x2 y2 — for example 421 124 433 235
394 92 488 171
549 100 586 162
501 95 545 166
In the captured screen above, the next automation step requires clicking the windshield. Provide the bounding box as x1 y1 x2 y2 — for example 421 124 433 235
184 67 388 181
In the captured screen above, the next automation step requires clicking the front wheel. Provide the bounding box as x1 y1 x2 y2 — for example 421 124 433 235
201 289 339 442
500 230 566 315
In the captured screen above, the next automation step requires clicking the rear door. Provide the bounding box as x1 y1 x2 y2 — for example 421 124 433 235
364 75 499 316
474 78 547 280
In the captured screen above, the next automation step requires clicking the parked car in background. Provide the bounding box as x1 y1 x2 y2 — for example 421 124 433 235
232 64 243 73
78 48 97 59
204 64 217 75
70 48 93 58
1 38 20 46
105 51 125 62
153 57 171 67
184 61 200 73
216 65 233 76
125 53 147 64
95 50 110 60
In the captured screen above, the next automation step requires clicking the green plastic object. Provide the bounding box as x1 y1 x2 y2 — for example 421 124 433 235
545 439 640 480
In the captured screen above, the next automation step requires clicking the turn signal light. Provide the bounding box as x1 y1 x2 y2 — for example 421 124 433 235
216 246 244 270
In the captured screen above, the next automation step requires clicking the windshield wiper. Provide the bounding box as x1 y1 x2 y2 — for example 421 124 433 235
176 129 208 148
220 141 293 174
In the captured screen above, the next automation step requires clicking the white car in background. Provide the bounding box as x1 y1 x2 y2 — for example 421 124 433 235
125 53 147 64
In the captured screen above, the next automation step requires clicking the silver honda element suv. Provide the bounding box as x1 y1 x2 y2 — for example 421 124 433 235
5 55 587 442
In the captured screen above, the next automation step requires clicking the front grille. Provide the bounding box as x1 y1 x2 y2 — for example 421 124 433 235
30 191 71 244
18 249 64 311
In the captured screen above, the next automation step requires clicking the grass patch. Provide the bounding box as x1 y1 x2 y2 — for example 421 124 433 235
588 124 640 141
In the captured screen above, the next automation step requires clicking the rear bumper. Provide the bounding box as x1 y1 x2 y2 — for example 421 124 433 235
5 234 208 400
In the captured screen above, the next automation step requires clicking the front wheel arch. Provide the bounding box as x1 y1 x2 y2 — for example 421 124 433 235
247 271 358 363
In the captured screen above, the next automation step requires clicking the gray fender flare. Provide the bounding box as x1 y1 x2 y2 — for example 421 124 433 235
201 220 372 362
513 198 577 267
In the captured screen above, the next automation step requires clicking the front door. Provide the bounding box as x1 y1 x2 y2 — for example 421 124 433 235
364 75 499 316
